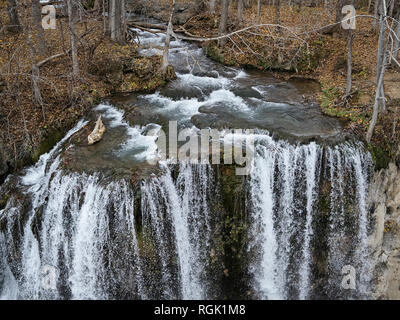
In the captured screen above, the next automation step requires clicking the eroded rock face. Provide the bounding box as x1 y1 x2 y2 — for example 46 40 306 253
370 162 400 299
0 139 9 183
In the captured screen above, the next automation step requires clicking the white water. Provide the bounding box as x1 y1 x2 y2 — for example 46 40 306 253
0 24 374 300
0 122 373 300
249 136 372 300
141 162 213 299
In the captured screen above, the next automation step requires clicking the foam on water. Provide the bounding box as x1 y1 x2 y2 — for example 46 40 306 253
95 104 160 162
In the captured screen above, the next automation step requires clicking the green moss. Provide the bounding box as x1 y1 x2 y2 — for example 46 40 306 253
297 38 328 72
0 193 10 211
205 45 225 64
320 86 340 109
32 129 66 163
368 143 391 170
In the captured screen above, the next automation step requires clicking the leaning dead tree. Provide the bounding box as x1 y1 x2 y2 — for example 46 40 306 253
346 0 355 96
367 0 396 142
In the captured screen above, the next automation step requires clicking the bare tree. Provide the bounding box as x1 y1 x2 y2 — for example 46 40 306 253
32 0 47 55
373 0 381 32
218 0 230 47
67 0 79 77
209 0 216 14
161 0 175 73
367 0 389 142
275 0 281 26
237 0 244 25
110 0 126 43
391 5 400 66
346 0 355 95
6 0 22 33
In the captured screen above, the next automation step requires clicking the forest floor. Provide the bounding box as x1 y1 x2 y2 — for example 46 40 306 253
0 13 174 180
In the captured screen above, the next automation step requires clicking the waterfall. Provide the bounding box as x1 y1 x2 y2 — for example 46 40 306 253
248 137 372 300
141 163 213 299
0 124 214 299
0 120 373 300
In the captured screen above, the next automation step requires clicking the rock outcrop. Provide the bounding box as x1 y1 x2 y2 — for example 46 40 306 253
369 159 400 299
0 138 9 183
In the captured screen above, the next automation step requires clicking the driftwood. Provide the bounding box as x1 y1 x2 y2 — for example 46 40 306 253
88 115 106 145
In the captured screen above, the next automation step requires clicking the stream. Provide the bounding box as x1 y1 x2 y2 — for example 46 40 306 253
0 27 373 300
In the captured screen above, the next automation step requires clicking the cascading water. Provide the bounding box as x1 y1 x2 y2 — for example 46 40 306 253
0 26 374 300
0 127 215 299
141 163 213 299
248 136 372 300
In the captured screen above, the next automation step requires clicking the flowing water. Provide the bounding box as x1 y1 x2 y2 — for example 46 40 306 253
0 27 373 300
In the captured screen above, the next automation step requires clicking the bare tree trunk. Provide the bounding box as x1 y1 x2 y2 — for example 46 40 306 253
110 0 125 43
376 13 385 84
67 0 79 77
209 0 216 14
6 0 22 33
392 10 400 65
237 0 244 25
388 0 395 18
94 0 101 11
334 0 346 33
367 3 389 142
32 0 47 55
218 0 229 47
257 0 261 25
161 0 175 73
373 0 381 32
367 50 387 142
275 0 281 25
346 0 355 95
103 0 108 35
368 0 373 13
25 24 45 120
346 30 354 95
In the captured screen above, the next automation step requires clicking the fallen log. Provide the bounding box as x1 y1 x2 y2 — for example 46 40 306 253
88 115 106 145
128 21 201 39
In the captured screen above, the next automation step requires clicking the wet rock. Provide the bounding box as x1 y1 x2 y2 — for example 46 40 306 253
370 163 400 299
0 139 9 183
88 116 107 145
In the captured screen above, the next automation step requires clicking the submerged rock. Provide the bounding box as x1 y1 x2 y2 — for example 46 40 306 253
88 116 106 145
